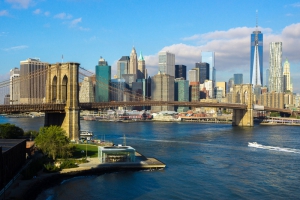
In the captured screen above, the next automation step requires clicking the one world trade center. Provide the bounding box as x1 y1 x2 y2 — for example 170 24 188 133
250 13 263 86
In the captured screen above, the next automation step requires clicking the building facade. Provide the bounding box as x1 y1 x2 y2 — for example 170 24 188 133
175 65 187 80
137 52 146 79
195 62 209 84
19 58 47 104
202 52 215 96
283 58 292 92
129 47 137 75
79 77 95 103
110 79 129 101
269 42 283 93
151 73 174 112
9 68 20 104
158 51 175 77
95 57 111 102
234 74 243 85
117 56 130 79
250 30 263 86
174 78 189 112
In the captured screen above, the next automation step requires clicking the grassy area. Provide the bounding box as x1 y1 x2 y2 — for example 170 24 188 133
72 144 98 158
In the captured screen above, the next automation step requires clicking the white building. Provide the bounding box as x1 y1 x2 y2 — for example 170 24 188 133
269 42 283 92
283 58 292 92
204 80 213 98
158 51 175 77
188 69 198 83
10 68 20 104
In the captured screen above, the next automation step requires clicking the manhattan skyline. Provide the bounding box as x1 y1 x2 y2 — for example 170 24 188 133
1 0 300 92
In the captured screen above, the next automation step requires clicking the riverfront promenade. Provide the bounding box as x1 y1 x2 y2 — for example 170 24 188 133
2 152 165 200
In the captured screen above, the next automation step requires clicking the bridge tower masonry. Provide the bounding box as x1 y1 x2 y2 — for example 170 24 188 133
44 62 80 141
232 84 254 126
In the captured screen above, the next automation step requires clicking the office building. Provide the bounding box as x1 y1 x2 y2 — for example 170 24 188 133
117 56 130 78
202 52 215 96
151 72 174 112
188 69 199 83
216 82 227 98
19 58 48 104
137 52 146 79
250 23 263 86
190 82 200 102
95 57 111 102
234 74 243 84
175 65 187 80
174 78 189 112
110 79 129 101
195 62 209 84
129 47 137 75
227 77 234 93
10 68 20 104
283 58 292 92
204 80 213 98
79 77 94 103
158 51 175 77
265 68 269 88
269 42 283 93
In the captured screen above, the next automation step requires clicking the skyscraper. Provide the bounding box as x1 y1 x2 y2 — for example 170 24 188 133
151 72 174 112
202 52 215 82
129 47 137 75
158 51 175 77
19 58 47 104
234 74 243 84
202 52 215 97
174 78 189 112
175 65 187 80
195 62 209 84
95 57 111 102
283 58 291 92
137 52 146 79
250 14 263 86
117 56 130 78
10 68 20 104
269 42 283 92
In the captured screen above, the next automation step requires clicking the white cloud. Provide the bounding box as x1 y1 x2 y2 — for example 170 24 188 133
0 10 9 16
33 8 40 14
3 45 28 51
145 23 300 92
44 11 50 16
54 12 72 20
5 0 33 9
291 2 300 7
70 17 82 26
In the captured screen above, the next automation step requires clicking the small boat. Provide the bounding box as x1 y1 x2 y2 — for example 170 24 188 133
248 142 261 147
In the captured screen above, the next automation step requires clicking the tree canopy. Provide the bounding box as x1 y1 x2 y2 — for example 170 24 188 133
0 123 24 139
35 126 73 160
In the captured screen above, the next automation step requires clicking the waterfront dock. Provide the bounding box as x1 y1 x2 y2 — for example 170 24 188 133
180 116 232 124
61 152 166 174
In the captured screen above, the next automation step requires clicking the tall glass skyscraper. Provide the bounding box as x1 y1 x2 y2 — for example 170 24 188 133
250 29 263 86
234 74 243 84
95 57 111 102
202 52 215 83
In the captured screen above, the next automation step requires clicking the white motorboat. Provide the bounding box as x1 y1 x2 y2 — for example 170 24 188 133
248 142 262 147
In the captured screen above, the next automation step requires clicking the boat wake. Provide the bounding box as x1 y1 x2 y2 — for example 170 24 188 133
248 142 300 154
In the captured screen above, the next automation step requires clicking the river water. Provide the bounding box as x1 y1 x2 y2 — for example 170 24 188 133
1 117 300 199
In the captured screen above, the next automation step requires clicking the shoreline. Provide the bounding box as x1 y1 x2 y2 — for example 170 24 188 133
3 153 165 200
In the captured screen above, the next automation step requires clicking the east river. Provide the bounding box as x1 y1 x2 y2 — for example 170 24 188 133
1 116 300 199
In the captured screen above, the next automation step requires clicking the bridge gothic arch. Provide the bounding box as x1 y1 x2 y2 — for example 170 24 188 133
45 62 80 140
232 84 253 127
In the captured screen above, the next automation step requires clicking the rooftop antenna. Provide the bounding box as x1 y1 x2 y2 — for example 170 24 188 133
256 10 258 30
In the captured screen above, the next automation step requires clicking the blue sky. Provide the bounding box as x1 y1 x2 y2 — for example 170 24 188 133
1 0 300 92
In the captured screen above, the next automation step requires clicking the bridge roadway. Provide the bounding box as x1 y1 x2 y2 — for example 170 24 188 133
0 101 291 114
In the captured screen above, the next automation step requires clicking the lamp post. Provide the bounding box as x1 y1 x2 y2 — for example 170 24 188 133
85 140 87 160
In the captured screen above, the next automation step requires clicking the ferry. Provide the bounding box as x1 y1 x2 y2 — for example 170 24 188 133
80 130 93 140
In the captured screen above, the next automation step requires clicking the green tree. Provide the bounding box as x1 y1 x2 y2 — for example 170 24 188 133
0 123 24 139
35 126 72 160
24 130 39 138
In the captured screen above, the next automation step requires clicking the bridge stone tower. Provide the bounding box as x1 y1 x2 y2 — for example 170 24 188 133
44 62 80 141
232 84 254 127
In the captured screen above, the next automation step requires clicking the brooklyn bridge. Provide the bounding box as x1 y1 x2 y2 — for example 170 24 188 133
0 62 293 140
